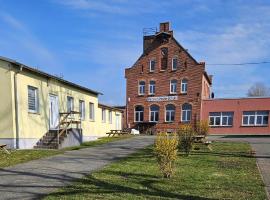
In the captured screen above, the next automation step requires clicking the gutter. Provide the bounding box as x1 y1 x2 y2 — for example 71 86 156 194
14 65 23 149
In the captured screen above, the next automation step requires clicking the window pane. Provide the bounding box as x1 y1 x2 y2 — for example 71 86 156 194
210 112 221 117
222 117 228 125
249 116 255 125
187 110 191 121
228 117 233 126
136 112 139 121
257 111 268 115
243 116 248 125
216 117 221 125
257 116 262 125
171 111 175 121
243 111 255 115
209 117 214 125
155 112 159 121
166 112 170 121
140 112 144 121
150 112 154 122
263 116 268 125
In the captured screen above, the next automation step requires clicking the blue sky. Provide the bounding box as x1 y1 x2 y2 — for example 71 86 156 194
0 0 270 105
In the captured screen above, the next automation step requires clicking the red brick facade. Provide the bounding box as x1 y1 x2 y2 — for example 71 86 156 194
125 22 211 133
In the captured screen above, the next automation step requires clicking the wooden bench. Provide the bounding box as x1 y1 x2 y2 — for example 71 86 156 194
0 144 10 154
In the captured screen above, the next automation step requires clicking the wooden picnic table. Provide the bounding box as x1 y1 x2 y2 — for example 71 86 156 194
193 135 206 143
106 129 130 137
0 144 10 154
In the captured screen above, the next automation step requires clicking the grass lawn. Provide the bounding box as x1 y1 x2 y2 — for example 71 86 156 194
45 142 267 200
0 135 133 168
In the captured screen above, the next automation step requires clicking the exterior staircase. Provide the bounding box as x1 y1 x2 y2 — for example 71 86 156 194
34 111 82 149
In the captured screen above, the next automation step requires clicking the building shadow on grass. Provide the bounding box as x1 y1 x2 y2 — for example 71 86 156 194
46 172 217 200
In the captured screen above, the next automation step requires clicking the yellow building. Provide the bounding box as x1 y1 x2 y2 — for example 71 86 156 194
0 56 122 149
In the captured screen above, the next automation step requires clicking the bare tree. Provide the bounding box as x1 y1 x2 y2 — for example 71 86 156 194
247 82 270 97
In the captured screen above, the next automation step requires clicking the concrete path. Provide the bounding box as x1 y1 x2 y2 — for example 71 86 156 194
208 136 270 199
0 136 155 200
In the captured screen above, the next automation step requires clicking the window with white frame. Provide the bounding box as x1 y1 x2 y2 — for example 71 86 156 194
209 112 234 126
170 79 177 94
102 108 106 123
135 105 144 122
172 57 178 70
181 79 188 93
149 59 156 72
89 102 95 120
138 81 145 95
150 105 159 122
109 110 112 124
79 100 85 120
28 86 39 113
149 80 156 95
165 104 175 122
181 103 192 122
242 111 269 126
67 96 74 113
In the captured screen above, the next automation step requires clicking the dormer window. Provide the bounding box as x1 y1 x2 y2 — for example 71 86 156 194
149 60 156 72
172 58 178 71
138 81 145 95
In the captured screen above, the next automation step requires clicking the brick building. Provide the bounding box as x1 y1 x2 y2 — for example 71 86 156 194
125 22 212 133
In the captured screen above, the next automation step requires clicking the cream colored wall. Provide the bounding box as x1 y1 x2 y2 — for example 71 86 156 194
15 70 99 141
0 61 14 139
95 108 122 136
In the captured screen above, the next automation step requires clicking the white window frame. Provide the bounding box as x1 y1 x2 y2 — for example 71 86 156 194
67 96 74 113
170 80 177 94
149 59 156 72
149 81 155 95
138 81 145 95
89 102 95 121
79 100 85 120
181 79 188 94
242 111 269 126
134 106 144 122
109 110 112 124
209 112 234 127
165 105 175 122
172 57 178 71
102 108 106 123
28 86 39 113
181 105 192 122
149 106 159 122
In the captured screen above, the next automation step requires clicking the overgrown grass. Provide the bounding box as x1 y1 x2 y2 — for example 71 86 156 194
45 142 267 200
0 136 133 168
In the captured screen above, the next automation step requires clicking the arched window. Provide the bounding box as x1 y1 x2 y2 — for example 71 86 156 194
181 103 192 122
149 80 156 95
150 105 159 122
135 105 144 122
165 104 175 122
170 79 177 94
181 79 188 93
138 81 145 95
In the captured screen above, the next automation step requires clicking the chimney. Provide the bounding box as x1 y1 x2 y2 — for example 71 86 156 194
159 22 170 32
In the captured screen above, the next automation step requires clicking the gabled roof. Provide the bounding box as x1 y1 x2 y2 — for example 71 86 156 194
0 56 102 96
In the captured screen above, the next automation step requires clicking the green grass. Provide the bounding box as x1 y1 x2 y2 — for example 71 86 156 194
45 142 267 200
0 135 133 168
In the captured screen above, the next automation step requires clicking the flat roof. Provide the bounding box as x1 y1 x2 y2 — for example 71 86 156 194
0 56 102 96
98 103 124 112
204 96 270 101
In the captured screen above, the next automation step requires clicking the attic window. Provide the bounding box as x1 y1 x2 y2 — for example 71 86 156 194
161 47 168 70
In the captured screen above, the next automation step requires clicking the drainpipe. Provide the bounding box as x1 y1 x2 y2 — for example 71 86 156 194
14 65 23 149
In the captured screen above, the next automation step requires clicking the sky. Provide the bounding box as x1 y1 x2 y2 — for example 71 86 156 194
0 0 270 105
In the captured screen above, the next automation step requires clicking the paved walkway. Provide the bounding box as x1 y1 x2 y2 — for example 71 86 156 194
0 136 155 200
208 136 270 199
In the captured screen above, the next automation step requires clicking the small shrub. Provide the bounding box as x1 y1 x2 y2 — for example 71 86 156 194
196 120 209 136
154 132 178 178
177 124 194 156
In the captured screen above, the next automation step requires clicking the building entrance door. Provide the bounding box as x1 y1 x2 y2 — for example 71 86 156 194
49 94 59 130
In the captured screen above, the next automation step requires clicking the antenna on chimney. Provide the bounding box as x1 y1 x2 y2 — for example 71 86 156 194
143 27 157 36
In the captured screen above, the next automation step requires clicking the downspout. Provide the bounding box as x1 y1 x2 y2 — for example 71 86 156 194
14 65 23 149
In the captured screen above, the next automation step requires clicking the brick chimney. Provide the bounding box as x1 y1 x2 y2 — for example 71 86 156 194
159 22 170 32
